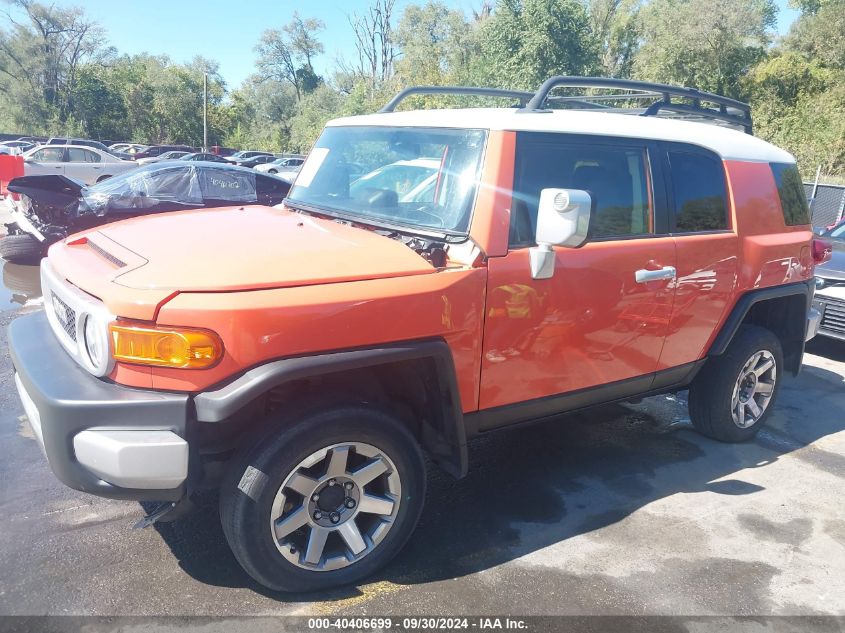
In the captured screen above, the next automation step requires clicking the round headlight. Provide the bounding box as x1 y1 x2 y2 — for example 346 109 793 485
815 277 826 290
83 314 106 369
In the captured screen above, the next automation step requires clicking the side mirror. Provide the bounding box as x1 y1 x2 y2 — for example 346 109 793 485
529 188 592 279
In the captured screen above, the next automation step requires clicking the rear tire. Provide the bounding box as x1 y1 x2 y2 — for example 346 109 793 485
689 324 783 442
220 405 426 592
0 233 45 264
96 174 111 183
268 169 278 174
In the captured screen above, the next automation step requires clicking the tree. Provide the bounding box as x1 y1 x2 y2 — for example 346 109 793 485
633 0 776 98
348 0 397 86
72 65 127 139
784 0 845 70
587 0 641 77
255 12 325 101
746 0 845 178
395 1 477 86
477 0 599 90
0 0 110 130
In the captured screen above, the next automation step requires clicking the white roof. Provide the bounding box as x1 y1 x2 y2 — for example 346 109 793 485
327 108 794 164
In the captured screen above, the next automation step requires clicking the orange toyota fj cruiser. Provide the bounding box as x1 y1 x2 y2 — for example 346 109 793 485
9 78 827 591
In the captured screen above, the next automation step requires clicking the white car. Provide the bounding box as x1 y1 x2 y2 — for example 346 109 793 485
135 150 191 167
349 158 440 201
22 145 136 185
254 156 305 176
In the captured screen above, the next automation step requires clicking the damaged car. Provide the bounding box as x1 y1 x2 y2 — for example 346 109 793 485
0 161 292 263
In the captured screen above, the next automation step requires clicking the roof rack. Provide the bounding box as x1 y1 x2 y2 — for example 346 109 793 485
379 86 535 113
380 76 753 134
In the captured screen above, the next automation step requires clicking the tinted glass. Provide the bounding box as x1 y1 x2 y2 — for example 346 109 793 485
511 135 653 244
771 162 810 226
257 174 291 204
668 151 728 232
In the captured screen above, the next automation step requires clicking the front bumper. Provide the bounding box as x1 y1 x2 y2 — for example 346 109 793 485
9 312 190 501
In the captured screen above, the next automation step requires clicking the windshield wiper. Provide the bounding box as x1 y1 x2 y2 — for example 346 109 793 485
283 199 464 242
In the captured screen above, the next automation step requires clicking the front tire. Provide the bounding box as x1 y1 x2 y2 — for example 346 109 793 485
689 324 783 442
220 406 426 592
0 233 45 264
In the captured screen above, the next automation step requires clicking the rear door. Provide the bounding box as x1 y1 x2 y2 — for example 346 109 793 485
655 143 738 372
479 132 677 419
64 147 103 184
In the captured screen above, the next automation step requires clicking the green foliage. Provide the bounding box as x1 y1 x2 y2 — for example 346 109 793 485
477 0 599 89
633 0 776 98
745 0 845 177
395 1 478 86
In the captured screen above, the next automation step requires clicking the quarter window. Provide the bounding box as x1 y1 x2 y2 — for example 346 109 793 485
667 151 728 232
511 135 653 245
770 162 810 226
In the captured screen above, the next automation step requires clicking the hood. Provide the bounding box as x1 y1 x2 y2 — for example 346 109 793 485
8 174 84 201
86 205 436 292
815 239 845 283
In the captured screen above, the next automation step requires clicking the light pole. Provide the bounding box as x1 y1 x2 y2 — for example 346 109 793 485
203 72 208 152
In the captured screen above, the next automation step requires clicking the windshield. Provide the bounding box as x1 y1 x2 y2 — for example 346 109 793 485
287 126 487 233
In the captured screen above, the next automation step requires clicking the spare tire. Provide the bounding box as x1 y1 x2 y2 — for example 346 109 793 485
0 234 45 264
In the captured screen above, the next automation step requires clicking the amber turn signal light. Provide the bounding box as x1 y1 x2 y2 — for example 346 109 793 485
110 323 223 369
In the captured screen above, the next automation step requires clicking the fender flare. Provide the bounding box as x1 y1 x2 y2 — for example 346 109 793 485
193 339 468 478
708 280 812 373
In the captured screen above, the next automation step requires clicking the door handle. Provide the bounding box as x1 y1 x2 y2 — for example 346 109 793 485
635 266 676 283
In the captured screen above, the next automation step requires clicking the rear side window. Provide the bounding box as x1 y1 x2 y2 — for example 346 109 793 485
667 151 728 232
771 163 810 226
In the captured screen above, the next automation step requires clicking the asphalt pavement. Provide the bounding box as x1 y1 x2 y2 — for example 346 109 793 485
0 249 843 619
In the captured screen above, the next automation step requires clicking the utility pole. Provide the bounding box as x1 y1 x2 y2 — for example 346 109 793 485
203 72 208 152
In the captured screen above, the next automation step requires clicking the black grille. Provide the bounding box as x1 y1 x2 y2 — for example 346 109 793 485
821 296 845 335
51 292 77 341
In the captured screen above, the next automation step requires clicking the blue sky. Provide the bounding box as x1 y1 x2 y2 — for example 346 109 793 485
47 0 801 90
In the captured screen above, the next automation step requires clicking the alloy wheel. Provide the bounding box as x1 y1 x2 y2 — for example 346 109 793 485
730 350 777 429
269 442 401 571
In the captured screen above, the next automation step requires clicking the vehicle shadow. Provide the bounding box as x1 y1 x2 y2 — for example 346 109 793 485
151 359 845 603
805 336 845 363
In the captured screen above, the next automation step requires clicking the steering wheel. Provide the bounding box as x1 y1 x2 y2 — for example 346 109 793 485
407 205 445 228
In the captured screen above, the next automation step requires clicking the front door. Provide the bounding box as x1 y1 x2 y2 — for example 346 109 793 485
25 147 66 177
479 133 676 416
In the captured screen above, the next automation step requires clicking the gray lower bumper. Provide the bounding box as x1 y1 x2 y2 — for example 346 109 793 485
9 312 190 501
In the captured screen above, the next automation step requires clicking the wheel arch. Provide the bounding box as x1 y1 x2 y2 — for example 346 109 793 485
708 280 812 375
193 339 468 478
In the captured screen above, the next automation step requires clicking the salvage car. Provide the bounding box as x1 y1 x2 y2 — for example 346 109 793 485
0 162 291 263
812 221 844 340
20 145 135 185
8 77 826 593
